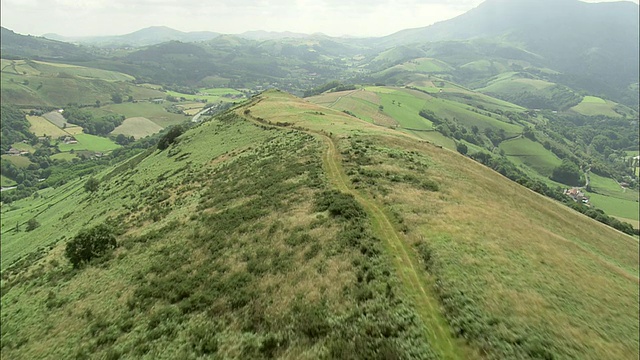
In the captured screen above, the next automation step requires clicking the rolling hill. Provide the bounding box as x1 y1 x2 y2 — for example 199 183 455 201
43 26 221 47
1 90 637 359
374 0 639 107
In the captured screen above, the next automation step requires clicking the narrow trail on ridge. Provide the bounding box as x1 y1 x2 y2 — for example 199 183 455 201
239 104 471 359
318 134 469 360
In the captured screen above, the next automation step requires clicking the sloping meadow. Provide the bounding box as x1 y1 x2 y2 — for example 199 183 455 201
1 111 436 358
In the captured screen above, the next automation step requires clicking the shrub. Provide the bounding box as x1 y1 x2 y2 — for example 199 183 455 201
456 142 468 155
65 224 117 268
84 177 100 193
26 218 40 231
157 125 184 150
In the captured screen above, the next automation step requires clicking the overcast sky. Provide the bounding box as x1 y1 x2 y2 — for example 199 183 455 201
1 0 638 38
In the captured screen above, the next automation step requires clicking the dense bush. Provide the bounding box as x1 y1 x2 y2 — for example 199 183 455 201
157 125 184 150
65 224 117 268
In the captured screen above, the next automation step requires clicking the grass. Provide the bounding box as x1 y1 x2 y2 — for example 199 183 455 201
0 60 166 107
1 155 31 168
500 137 563 177
10 142 36 153
27 115 69 138
98 102 187 128
1 175 17 187
57 134 120 153
383 58 454 74
110 117 163 139
585 173 639 220
1 90 638 360
478 72 555 93
1 109 436 359
249 90 639 359
166 88 245 104
50 153 78 162
571 96 622 117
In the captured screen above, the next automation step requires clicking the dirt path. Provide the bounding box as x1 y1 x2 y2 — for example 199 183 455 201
319 134 468 360
239 106 469 358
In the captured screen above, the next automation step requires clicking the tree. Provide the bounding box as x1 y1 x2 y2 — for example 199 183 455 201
157 125 184 150
111 93 123 104
456 142 468 155
550 159 583 186
65 224 117 268
84 177 100 193
26 218 39 231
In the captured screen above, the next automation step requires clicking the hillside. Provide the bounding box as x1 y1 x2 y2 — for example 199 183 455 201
0 27 93 61
43 26 220 47
2 91 638 359
375 0 639 106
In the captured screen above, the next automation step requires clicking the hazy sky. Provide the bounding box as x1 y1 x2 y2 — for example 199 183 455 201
1 0 638 38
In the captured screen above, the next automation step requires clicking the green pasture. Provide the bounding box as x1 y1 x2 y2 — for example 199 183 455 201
500 137 562 177
166 87 244 104
585 192 639 221
31 60 135 82
99 102 187 128
110 117 164 139
27 115 69 138
1 175 17 187
50 153 78 162
10 142 36 153
1 155 32 168
389 58 454 73
570 96 622 117
57 134 120 153
479 73 555 94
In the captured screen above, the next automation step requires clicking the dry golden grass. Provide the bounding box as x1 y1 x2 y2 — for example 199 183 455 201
353 134 639 358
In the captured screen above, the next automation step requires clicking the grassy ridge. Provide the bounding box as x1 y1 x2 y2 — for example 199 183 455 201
1 91 638 360
1 110 436 359
1 59 166 107
248 91 639 359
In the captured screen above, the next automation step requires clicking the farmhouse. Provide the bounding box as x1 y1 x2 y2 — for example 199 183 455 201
62 136 78 144
152 98 165 104
6 148 24 156
563 188 589 204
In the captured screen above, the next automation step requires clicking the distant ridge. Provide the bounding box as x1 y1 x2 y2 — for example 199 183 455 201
43 26 220 47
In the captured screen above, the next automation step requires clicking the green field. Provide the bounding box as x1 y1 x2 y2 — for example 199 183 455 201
10 142 36 153
97 102 188 128
310 86 524 144
166 87 245 104
500 137 563 177
586 173 639 220
570 96 622 117
1 91 638 360
56 133 120 153
27 115 69 138
110 117 164 139
1 59 166 107
384 58 454 74
1 175 17 187
479 72 555 93
1 155 32 168
50 152 78 162
2 59 134 82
